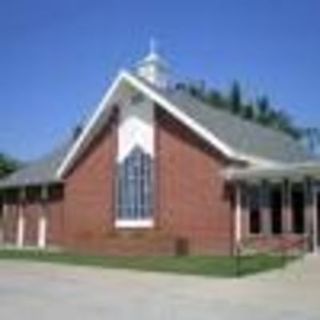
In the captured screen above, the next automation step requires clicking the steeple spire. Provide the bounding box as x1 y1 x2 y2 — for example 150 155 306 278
136 40 169 89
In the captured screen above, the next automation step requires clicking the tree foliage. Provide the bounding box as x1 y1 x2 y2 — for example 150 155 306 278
229 81 242 115
0 153 21 178
175 80 319 155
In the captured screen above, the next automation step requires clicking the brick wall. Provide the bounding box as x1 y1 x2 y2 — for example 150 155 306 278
3 204 18 244
47 198 64 247
0 104 238 255
155 108 234 255
58 105 236 256
24 203 40 246
2 197 64 247
63 110 118 252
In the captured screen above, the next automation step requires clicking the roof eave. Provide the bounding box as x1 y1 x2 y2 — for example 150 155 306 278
224 161 320 181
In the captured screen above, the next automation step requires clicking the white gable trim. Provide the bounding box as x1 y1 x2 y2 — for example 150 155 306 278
57 70 275 177
122 73 277 166
56 71 125 178
123 73 237 159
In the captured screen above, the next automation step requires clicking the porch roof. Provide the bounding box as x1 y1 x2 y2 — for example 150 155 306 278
0 140 72 189
224 161 320 181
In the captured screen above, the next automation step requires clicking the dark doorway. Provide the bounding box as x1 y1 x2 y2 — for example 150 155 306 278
291 184 305 234
249 186 261 234
0 204 3 243
270 185 282 234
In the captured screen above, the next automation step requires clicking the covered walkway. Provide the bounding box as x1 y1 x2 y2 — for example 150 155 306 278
226 161 320 253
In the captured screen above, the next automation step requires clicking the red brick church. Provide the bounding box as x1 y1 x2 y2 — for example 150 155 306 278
0 47 319 255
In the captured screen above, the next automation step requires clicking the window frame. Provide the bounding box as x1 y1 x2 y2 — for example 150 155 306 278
115 147 154 228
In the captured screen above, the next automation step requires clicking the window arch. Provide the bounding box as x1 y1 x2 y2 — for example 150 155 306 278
117 147 153 220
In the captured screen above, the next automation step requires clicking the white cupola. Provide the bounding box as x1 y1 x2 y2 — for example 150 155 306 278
136 39 169 89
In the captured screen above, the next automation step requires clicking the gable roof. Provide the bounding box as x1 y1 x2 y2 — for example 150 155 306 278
55 72 268 177
0 140 72 189
0 70 311 189
57 70 311 177
159 87 310 164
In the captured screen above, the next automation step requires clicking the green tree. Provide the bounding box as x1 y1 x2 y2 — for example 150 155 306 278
185 81 206 100
206 89 227 109
256 95 272 125
272 110 301 139
0 153 20 178
242 103 255 120
174 79 306 141
229 81 242 115
175 82 187 91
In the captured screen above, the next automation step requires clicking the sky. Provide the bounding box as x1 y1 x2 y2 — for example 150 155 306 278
0 0 319 161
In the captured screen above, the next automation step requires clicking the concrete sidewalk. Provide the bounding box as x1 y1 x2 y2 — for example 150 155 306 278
0 255 319 320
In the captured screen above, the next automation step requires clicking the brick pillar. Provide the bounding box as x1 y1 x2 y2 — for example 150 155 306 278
282 179 292 234
242 183 251 238
304 177 313 249
261 181 271 235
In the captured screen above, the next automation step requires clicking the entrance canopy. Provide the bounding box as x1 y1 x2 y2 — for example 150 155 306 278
225 160 320 254
225 161 320 182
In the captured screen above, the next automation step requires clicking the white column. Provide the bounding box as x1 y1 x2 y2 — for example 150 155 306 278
16 204 25 248
38 187 48 249
261 181 271 235
38 211 47 249
235 183 242 243
282 179 292 233
306 179 315 236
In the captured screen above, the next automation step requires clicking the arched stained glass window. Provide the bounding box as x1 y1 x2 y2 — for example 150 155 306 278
117 147 153 220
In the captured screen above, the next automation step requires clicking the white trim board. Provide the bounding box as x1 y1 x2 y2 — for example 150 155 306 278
115 219 154 229
56 71 125 178
56 70 274 178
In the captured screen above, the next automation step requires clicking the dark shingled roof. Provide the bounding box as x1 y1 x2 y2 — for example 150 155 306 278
0 141 72 189
159 87 311 163
0 76 311 189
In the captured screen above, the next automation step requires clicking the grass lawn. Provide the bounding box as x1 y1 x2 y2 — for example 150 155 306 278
0 249 293 277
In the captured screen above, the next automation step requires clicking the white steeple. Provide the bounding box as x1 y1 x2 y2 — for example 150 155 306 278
136 39 169 89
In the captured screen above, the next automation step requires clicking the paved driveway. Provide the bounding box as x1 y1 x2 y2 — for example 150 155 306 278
0 255 319 320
